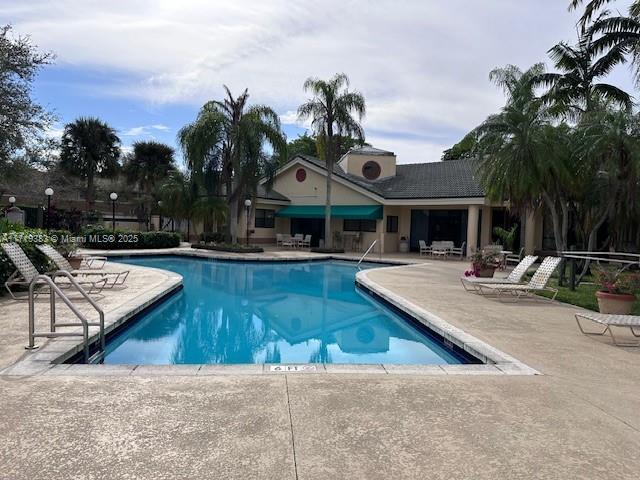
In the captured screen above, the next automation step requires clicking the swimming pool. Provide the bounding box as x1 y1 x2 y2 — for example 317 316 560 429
102 257 474 365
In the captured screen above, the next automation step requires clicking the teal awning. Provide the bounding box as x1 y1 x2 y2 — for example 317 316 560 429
275 205 383 220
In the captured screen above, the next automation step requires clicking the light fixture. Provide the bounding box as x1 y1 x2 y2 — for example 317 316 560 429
110 192 118 232
8 196 16 205
244 199 252 246
44 187 54 197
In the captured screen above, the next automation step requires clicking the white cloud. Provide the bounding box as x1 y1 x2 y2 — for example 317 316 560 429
121 124 170 136
4 0 637 163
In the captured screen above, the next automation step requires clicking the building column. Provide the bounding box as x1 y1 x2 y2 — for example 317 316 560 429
480 206 492 248
377 218 384 255
466 205 480 257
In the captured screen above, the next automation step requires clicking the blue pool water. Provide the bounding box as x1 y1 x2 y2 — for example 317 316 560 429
103 257 471 365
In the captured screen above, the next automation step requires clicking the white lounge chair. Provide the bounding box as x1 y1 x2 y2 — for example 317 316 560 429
461 255 538 293
575 312 640 346
37 244 129 288
475 256 562 301
1 243 106 300
419 240 430 256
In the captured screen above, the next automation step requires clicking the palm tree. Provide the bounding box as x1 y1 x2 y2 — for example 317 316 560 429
475 64 574 254
123 141 176 193
178 86 286 243
297 73 366 249
123 141 176 229
59 117 120 208
573 107 640 254
569 0 640 86
158 171 226 241
536 23 632 117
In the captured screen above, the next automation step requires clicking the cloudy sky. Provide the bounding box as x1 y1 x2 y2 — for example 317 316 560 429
3 0 637 164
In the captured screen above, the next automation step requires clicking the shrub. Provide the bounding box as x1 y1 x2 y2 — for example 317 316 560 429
81 226 181 250
191 243 264 253
200 232 226 243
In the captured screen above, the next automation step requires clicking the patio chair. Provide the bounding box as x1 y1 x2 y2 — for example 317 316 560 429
292 233 303 248
276 234 284 247
461 255 538 293
1 243 106 300
575 312 640 347
301 235 311 249
506 247 525 266
281 234 295 248
419 240 430 256
431 241 452 259
37 244 129 288
450 241 466 260
475 256 562 301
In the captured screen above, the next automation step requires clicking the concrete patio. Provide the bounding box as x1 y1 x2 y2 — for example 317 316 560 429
1 254 639 479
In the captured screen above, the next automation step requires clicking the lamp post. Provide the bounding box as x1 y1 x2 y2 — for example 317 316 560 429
44 188 53 229
109 192 118 232
157 200 163 232
8 196 15 208
244 198 252 246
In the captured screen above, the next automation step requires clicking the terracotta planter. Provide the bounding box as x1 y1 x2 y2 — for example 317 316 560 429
595 291 636 315
67 256 83 269
476 267 496 278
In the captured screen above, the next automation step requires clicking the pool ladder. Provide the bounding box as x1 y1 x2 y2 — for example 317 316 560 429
27 271 105 364
357 240 378 268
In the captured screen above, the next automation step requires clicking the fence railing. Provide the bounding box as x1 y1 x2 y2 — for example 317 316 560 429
560 250 640 290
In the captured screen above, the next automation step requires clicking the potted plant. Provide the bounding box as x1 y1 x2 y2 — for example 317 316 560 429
465 250 500 278
593 267 640 314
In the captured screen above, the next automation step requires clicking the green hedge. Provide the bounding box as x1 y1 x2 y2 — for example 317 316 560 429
81 227 181 250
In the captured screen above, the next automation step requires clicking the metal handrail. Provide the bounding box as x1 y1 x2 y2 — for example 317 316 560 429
357 240 378 267
560 250 640 290
27 272 105 363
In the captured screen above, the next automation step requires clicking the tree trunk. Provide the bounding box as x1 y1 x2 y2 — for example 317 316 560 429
577 203 612 283
324 123 334 249
229 195 239 244
86 172 95 210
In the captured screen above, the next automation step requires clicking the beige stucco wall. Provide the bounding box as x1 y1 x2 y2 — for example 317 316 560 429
272 162 379 206
339 153 396 180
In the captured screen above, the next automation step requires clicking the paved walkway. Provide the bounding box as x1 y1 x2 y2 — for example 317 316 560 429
1 256 639 479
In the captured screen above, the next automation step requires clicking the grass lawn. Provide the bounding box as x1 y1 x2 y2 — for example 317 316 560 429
537 280 640 315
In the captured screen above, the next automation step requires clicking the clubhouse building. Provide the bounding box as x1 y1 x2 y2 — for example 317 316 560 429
245 146 544 255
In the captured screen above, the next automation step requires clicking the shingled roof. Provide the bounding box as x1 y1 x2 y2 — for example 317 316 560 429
296 155 485 200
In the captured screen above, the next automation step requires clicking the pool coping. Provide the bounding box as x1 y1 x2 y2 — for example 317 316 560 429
0 250 539 377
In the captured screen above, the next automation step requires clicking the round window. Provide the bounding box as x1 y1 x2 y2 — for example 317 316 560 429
362 161 381 180
295 168 307 182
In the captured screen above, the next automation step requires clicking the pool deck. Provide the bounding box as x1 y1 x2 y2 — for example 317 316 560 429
1 250 640 479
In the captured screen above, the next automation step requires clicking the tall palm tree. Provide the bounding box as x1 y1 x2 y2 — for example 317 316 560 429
475 64 574 254
297 73 366 248
59 117 120 208
537 22 632 117
123 141 176 229
178 86 286 243
569 0 640 86
123 141 176 193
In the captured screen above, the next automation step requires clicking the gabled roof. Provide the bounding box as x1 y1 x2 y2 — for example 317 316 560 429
295 154 485 200
256 184 289 202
